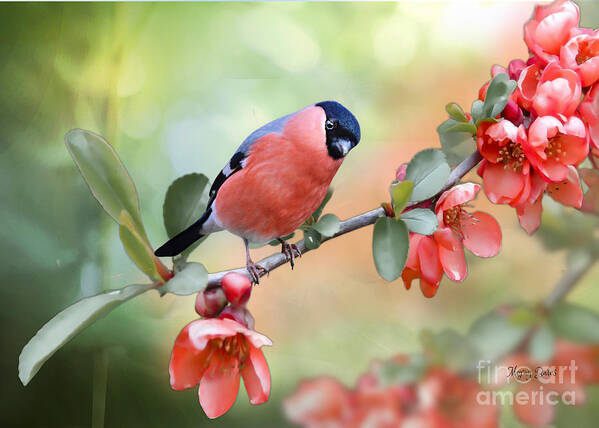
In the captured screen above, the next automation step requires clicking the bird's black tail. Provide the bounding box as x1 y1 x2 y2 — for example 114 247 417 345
154 210 210 257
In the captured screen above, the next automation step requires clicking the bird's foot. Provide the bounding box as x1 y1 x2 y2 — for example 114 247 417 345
280 241 301 269
246 260 267 284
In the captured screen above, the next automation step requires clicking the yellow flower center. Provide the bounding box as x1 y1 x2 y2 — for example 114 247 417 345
545 135 566 161
496 141 526 172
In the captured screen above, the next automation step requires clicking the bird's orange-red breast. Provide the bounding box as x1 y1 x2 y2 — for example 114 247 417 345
213 106 342 243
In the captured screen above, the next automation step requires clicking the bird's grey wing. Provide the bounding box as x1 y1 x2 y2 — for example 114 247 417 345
206 111 294 207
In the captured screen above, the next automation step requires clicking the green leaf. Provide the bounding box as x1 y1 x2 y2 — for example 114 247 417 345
401 209 438 235
471 100 484 123
161 262 208 295
529 325 556 362
312 214 340 237
438 119 476 167
310 187 333 223
390 180 414 216
162 173 211 260
445 102 468 123
303 228 322 250
119 211 161 281
469 311 528 361
18 283 153 386
549 302 599 343
444 122 477 134
372 217 409 281
481 73 517 122
64 129 145 233
405 149 450 201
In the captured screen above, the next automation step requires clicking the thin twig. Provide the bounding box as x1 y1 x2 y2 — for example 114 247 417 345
206 151 483 288
542 254 597 309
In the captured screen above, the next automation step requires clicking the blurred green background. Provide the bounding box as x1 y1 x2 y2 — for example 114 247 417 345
2 1 599 427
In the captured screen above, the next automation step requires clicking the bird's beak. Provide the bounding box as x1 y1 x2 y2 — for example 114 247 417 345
333 138 353 158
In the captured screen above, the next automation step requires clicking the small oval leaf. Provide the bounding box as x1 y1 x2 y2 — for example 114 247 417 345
469 311 528 361
405 149 450 201
312 214 340 237
481 73 517 121
445 102 468 123
549 303 599 343
65 129 144 231
372 217 409 282
163 173 211 259
304 228 322 250
161 262 208 295
390 181 414 216
19 283 153 386
401 209 438 235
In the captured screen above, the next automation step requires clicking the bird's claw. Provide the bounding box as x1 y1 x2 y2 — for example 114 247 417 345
246 261 267 284
280 241 301 270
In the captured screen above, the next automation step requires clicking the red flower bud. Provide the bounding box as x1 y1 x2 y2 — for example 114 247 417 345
219 305 255 330
396 164 408 181
508 59 526 81
195 287 227 318
221 272 252 306
503 99 523 126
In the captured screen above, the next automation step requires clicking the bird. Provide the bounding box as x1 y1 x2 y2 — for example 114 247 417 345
155 101 361 283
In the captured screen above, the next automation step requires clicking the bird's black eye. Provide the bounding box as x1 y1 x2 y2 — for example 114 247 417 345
325 119 336 130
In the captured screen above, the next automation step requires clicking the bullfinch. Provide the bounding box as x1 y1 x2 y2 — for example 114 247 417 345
155 101 361 283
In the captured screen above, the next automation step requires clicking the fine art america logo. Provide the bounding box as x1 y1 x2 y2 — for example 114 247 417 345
476 360 579 406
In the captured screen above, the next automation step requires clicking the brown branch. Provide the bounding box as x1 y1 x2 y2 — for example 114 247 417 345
206 151 483 288
542 254 597 309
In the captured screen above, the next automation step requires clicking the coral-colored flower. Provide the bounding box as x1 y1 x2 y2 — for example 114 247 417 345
523 115 588 181
402 184 502 298
283 377 352 427
517 62 543 111
477 121 532 206
433 183 502 282
579 83 599 150
533 62 582 117
169 318 271 418
524 0 580 65
402 233 443 298
561 29 599 87
517 62 582 116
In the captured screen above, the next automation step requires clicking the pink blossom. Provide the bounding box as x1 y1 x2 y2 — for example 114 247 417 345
524 0 580 65
169 318 271 418
560 29 599 87
522 115 588 182
533 62 582 117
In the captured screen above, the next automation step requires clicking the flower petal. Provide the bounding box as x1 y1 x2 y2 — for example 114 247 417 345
482 162 529 205
199 367 241 419
241 345 271 405
547 165 583 208
420 279 439 298
169 326 209 391
462 212 502 258
436 183 481 214
517 197 543 234
416 235 443 286
434 230 467 282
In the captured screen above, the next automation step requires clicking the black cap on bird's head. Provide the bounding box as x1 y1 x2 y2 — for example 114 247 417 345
316 101 361 160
